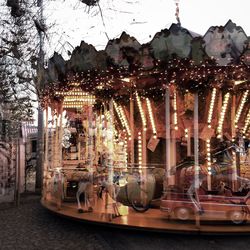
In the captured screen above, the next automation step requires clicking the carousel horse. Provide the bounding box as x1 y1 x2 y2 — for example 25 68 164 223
97 175 121 219
76 172 94 213
51 169 66 209
215 176 250 196
213 142 245 163
237 176 250 194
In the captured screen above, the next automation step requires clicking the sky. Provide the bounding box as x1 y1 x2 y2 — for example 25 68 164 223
44 0 250 59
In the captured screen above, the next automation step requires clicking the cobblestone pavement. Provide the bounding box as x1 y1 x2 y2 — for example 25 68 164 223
1 194 250 250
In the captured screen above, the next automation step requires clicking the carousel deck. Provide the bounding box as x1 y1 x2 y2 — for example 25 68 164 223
41 197 250 235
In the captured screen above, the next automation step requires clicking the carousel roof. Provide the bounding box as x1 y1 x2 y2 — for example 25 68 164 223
42 20 250 102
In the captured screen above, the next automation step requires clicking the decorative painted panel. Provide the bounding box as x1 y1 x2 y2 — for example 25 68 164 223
105 32 141 66
150 24 193 61
203 20 248 66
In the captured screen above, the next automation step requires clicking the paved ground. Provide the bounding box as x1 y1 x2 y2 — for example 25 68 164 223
1 194 250 250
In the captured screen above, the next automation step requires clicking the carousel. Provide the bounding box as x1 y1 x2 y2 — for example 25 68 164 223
41 20 250 233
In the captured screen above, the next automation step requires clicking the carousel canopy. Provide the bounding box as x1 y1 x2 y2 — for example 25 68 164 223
42 20 250 104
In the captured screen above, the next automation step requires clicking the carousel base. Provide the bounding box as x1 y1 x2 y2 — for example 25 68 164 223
41 197 250 235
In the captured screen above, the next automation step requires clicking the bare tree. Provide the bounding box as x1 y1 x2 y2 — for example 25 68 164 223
0 0 46 193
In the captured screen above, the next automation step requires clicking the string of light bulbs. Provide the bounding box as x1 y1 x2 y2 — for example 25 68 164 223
217 92 230 138
135 92 147 131
173 90 178 130
206 139 212 176
207 88 217 128
138 131 142 170
146 98 157 138
235 90 249 127
113 101 131 138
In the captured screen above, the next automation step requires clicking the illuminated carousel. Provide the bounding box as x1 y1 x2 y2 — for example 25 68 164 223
41 20 250 233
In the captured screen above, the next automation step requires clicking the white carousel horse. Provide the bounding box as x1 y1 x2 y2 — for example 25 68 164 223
51 169 66 210
76 173 94 213
98 178 121 218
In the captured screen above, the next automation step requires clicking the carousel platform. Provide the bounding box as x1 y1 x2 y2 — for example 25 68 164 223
41 197 250 235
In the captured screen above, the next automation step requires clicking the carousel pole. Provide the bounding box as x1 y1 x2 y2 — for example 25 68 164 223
88 104 93 172
89 103 95 209
194 93 199 189
187 128 191 156
218 91 223 141
53 111 60 209
108 99 114 183
78 105 83 162
103 102 107 169
98 108 103 166
78 140 81 162
206 88 217 191
57 105 64 209
94 113 98 165
55 113 59 167
52 112 58 169
194 92 200 228
231 94 237 190
50 113 54 169
165 86 172 187
142 116 147 174
231 93 236 141
172 88 177 175
85 108 89 165
130 93 135 169
58 104 63 168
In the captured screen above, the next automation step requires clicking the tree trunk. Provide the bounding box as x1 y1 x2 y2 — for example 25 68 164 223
35 0 44 193
35 106 44 192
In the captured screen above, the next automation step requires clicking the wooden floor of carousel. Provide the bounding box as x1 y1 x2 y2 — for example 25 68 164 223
41 195 250 234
